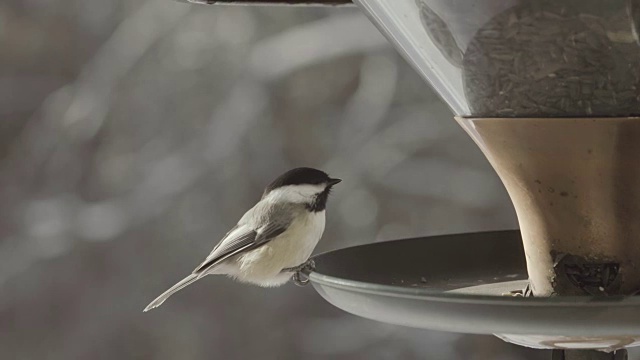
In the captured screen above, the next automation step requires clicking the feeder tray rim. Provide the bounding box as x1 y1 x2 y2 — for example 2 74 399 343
307 229 640 307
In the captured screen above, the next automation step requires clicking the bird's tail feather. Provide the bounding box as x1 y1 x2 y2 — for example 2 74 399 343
144 274 199 312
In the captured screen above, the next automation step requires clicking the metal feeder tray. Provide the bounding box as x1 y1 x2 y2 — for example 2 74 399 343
305 230 640 357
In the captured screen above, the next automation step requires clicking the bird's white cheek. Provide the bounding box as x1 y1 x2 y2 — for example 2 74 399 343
263 185 325 204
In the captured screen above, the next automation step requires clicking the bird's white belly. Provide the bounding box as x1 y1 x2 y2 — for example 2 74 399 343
230 211 325 287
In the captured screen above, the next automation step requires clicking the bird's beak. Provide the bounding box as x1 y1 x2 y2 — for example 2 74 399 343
328 178 342 186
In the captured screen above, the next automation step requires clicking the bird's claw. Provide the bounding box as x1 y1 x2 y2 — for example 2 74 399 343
283 259 316 287
292 272 310 286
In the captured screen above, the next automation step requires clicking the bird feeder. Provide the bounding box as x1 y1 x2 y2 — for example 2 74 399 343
178 0 640 359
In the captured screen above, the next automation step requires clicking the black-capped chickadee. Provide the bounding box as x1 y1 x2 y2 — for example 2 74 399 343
144 167 341 312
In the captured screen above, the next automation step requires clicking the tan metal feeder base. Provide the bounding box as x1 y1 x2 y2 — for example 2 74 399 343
456 117 640 297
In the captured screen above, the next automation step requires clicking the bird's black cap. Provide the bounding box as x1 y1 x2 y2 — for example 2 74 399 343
264 167 340 195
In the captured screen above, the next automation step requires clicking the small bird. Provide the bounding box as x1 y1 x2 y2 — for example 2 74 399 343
144 167 341 312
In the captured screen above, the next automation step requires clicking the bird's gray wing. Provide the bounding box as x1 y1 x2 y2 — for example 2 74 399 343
192 203 294 275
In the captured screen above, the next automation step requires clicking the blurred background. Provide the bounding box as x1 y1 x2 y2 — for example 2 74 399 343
1 1 617 359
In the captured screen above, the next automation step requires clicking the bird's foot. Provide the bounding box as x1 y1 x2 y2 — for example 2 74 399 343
283 259 316 273
283 259 315 287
